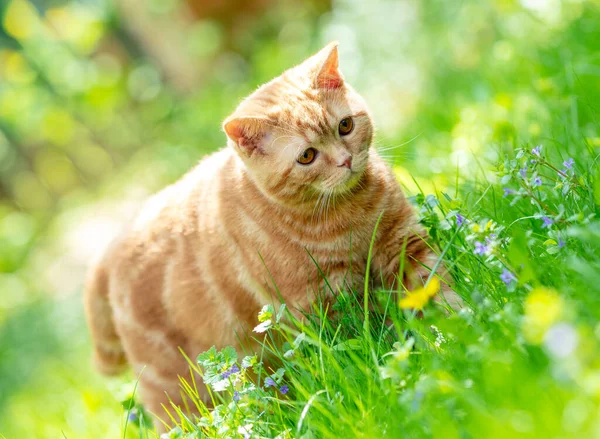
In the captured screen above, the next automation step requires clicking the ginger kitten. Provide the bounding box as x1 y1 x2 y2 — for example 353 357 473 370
84 42 458 429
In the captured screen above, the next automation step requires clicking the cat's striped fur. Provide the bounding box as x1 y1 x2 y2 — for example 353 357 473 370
84 42 459 430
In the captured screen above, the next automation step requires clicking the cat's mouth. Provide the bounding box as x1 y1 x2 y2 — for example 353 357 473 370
329 168 365 194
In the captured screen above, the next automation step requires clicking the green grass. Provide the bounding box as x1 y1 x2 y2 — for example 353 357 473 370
121 140 600 439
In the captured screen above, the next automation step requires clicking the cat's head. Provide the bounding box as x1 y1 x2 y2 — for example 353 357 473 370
223 42 374 205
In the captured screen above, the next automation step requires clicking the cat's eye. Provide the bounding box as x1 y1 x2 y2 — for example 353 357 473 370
338 117 354 136
297 148 318 165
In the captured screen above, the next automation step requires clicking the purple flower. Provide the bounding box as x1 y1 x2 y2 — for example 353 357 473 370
558 238 566 248
279 385 289 394
541 216 553 228
474 241 488 255
519 167 528 178
456 213 465 226
128 411 138 422
233 391 240 402
500 269 516 286
221 364 240 379
503 188 515 197
533 176 542 187
532 145 542 156
563 158 574 169
264 377 276 388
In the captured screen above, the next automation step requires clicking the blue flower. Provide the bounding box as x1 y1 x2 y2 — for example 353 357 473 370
533 176 542 187
456 213 465 226
531 145 542 156
221 364 240 379
264 377 276 388
563 158 574 169
500 269 516 286
519 167 528 178
473 241 488 255
541 216 553 228
279 385 289 394
128 411 138 422
558 238 566 248
503 188 515 197
233 391 240 402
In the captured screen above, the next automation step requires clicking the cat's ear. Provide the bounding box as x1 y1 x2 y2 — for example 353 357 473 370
314 41 344 90
223 116 270 156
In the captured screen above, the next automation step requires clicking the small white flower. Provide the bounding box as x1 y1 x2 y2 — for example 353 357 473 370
431 325 447 347
212 379 229 392
253 319 272 333
238 424 253 436
274 429 292 439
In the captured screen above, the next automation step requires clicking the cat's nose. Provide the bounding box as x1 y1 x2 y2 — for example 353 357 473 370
338 156 352 169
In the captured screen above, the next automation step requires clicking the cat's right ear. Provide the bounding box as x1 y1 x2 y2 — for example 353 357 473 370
223 116 269 156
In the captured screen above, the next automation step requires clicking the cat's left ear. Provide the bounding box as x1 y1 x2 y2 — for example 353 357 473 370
223 116 270 157
314 41 344 90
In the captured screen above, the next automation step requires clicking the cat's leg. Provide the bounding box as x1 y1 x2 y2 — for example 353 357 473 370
115 323 206 432
137 368 202 433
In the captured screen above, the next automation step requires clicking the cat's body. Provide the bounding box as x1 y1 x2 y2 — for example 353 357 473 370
84 43 457 429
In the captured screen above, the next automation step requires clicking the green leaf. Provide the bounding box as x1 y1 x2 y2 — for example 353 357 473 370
332 339 362 351
293 332 306 347
507 229 536 283
197 346 218 367
241 355 257 369
222 346 238 364
594 169 600 206
276 304 287 323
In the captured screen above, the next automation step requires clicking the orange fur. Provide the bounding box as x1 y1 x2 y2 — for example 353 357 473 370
84 42 459 431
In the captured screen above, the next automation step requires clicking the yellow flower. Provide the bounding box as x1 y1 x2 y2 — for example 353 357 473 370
399 277 440 310
523 287 563 344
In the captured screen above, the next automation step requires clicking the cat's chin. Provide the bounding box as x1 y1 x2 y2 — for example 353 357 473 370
323 169 365 196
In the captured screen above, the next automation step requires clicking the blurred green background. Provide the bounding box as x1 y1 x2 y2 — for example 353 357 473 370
0 0 599 437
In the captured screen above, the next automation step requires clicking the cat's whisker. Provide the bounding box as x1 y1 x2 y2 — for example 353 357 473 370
375 147 418 157
325 189 333 225
374 133 421 152
320 188 333 226
375 152 416 161
319 191 328 225
376 152 416 165
311 191 326 225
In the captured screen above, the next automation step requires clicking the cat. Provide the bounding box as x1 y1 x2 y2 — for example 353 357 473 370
84 42 460 430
